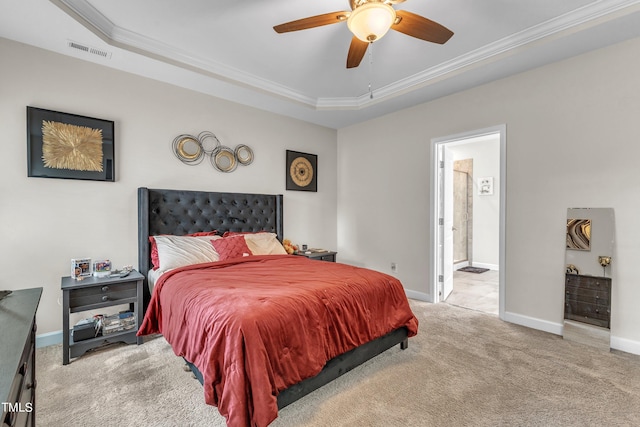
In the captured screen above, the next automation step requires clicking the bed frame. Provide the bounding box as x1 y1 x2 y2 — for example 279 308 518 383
137 187 408 410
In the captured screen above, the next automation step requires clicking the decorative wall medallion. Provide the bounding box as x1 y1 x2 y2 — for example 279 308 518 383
286 150 317 192
171 130 253 173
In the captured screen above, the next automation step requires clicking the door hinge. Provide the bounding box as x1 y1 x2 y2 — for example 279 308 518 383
439 218 444 226
439 161 444 168
438 275 444 282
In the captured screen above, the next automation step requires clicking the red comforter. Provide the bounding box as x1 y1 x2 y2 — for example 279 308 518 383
138 255 418 427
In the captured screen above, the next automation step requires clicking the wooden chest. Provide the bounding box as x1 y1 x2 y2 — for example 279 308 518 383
564 274 611 328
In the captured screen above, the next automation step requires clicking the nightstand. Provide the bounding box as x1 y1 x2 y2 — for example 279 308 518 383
294 251 337 262
61 270 144 365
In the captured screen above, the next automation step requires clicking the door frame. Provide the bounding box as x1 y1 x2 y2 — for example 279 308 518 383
429 125 507 319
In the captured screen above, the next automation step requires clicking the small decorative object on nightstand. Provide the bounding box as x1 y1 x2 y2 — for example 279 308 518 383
294 249 337 262
61 270 144 365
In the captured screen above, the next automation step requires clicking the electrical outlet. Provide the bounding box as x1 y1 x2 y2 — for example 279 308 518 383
391 262 397 273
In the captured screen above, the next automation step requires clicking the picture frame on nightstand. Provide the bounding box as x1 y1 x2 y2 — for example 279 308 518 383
71 258 92 280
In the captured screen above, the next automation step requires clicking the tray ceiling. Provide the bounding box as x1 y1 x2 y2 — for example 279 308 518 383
2 0 640 128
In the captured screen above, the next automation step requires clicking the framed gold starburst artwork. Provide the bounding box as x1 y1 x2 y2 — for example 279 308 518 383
27 107 115 181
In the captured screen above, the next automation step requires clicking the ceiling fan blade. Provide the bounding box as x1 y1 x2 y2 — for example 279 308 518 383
392 10 453 44
347 36 369 68
274 11 349 33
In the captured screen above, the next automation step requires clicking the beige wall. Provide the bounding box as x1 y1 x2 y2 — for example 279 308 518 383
0 38 337 336
337 36 640 354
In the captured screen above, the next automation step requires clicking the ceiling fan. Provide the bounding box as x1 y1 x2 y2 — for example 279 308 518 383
273 0 454 69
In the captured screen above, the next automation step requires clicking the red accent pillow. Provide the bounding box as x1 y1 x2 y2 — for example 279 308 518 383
149 231 217 270
211 236 253 261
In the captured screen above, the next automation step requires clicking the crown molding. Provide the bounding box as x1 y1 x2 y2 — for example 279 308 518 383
51 0 640 111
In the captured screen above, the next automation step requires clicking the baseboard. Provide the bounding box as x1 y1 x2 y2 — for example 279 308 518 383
405 289 431 303
471 262 499 271
503 311 563 336
503 313 640 356
610 335 640 356
36 330 62 348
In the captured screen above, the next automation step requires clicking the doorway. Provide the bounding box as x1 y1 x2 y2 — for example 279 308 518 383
430 125 506 319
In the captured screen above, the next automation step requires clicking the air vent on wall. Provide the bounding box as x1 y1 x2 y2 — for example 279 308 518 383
67 40 112 59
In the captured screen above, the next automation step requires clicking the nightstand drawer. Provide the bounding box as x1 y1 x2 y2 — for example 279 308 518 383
317 254 336 262
295 251 337 262
68 281 137 308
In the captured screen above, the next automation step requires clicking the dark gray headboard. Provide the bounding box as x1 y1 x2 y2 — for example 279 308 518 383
138 187 283 307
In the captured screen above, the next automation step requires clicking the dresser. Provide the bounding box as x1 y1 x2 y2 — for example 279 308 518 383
1 287 42 427
564 274 611 328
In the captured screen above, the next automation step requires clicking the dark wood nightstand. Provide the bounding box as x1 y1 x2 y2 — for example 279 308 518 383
61 270 144 365
294 251 337 262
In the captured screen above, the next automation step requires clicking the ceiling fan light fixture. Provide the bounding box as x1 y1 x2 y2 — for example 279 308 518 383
347 2 396 43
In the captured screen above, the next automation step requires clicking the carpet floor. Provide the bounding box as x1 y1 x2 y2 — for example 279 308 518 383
36 300 640 426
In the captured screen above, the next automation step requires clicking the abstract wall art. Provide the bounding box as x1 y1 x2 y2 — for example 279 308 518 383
566 218 591 250
27 107 115 181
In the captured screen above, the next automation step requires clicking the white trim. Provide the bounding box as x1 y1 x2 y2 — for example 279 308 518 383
430 125 506 319
469 262 500 271
36 330 63 348
503 311 564 336
507 316 640 357
51 0 640 110
610 335 640 356
405 290 430 302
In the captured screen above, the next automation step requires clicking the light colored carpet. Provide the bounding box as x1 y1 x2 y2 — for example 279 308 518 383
37 300 640 426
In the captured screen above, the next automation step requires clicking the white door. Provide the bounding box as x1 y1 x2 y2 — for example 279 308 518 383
441 146 454 300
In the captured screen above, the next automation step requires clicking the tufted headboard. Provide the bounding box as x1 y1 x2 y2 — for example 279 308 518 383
137 187 283 307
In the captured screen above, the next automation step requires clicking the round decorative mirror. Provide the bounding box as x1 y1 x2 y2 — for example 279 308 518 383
172 134 204 164
235 144 254 165
211 147 237 172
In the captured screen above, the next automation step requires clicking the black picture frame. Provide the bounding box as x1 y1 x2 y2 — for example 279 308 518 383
27 106 115 181
286 150 317 192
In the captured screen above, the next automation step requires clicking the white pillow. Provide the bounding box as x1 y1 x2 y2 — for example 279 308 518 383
243 232 288 255
154 235 221 271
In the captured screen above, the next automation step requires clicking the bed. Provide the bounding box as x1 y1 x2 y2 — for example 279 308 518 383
136 187 418 427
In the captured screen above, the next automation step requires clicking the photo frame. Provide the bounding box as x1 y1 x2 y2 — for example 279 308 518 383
478 176 494 196
27 106 115 181
286 150 317 192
